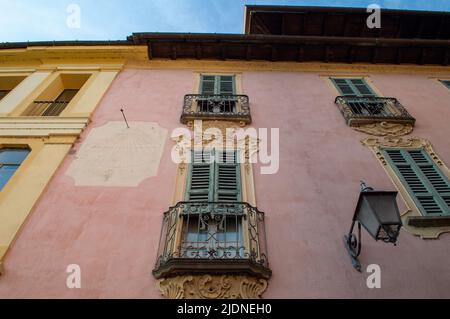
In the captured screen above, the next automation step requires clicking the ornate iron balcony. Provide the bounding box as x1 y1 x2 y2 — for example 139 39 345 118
153 201 271 280
181 94 252 124
335 96 416 126
25 100 70 117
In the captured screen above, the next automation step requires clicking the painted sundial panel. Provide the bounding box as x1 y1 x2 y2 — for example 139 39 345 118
66 121 168 187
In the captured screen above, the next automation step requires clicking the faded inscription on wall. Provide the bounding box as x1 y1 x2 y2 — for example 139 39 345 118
66 121 168 187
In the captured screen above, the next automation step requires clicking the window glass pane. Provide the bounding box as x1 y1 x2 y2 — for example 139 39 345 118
0 90 10 101
56 89 78 102
0 166 18 191
0 149 30 165
185 216 208 243
441 80 450 89
219 76 234 95
200 76 216 95
217 217 241 243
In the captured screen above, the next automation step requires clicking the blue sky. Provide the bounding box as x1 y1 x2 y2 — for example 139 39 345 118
0 0 449 42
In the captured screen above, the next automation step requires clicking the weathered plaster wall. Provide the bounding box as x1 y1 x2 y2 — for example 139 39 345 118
1 68 450 298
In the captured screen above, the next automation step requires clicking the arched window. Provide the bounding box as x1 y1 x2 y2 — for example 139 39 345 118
0 148 30 191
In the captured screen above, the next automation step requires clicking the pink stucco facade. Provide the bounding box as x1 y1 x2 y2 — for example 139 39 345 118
1 68 450 298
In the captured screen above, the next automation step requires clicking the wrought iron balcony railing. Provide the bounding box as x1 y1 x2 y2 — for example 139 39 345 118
181 94 252 124
153 201 271 279
335 96 416 126
25 100 70 117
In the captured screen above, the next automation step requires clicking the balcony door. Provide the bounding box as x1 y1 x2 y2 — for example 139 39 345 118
331 78 390 116
198 75 237 113
183 149 244 259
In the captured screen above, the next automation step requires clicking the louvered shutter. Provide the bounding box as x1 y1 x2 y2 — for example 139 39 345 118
331 78 376 97
384 149 450 215
186 150 214 202
214 150 241 202
219 76 235 95
441 80 450 90
200 75 216 95
200 75 235 95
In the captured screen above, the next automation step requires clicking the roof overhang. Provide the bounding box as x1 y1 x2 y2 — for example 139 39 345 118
244 5 450 39
129 32 450 65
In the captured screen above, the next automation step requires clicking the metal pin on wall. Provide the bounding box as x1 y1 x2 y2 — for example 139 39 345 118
120 108 130 128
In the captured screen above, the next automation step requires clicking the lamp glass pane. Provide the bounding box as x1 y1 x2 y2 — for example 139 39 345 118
357 197 380 239
365 193 401 225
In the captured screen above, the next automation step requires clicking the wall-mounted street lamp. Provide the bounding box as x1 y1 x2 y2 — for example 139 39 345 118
344 182 403 272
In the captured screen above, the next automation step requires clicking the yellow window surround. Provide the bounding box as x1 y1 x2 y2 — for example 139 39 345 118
13 71 93 117
0 137 75 273
0 64 122 275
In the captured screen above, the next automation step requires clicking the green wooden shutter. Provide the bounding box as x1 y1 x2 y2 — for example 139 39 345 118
186 150 214 202
200 75 216 95
441 80 450 90
218 76 235 95
214 150 241 202
200 75 235 95
331 78 376 97
384 149 450 215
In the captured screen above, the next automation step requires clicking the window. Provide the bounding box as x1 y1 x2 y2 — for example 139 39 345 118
23 73 90 117
183 149 243 258
0 90 10 101
30 89 79 116
0 148 30 191
384 149 450 216
200 75 236 95
186 149 241 202
331 78 377 97
0 75 27 101
440 80 450 90
197 75 237 114
27 89 79 117
331 77 416 126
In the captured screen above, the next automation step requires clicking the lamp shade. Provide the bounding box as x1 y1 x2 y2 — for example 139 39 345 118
354 191 402 243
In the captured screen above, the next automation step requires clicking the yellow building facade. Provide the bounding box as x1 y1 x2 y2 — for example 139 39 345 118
0 44 148 273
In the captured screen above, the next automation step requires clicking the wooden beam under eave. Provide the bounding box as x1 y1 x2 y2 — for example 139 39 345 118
321 13 327 36
436 17 445 39
372 47 378 64
281 13 286 36
443 50 450 66
417 17 425 39
297 45 304 62
253 14 271 35
324 45 330 63
195 45 202 60
342 14 349 37
396 16 403 38
270 46 278 61
396 47 403 64
419 48 426 65
171 45 177 60
246 45 251 61
221 45 227 61
147 43 153 60
348 46 355 63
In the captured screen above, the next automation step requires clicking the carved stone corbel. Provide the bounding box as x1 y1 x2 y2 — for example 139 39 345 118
353 122 414 137
157 275 269 299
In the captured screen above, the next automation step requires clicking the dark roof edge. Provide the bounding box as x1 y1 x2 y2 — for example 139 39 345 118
129 32 450 46
244 5 450 15
0 40 133 50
